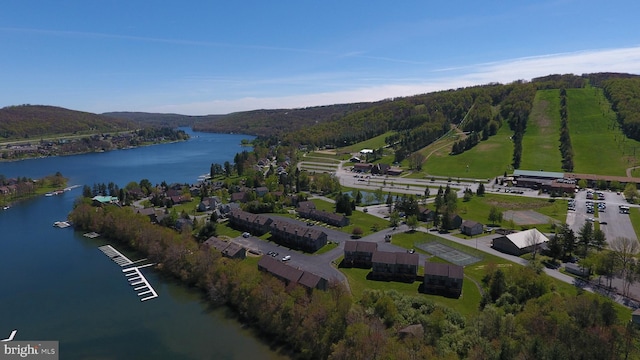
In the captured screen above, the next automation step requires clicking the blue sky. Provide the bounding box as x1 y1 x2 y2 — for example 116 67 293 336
1 1 639 115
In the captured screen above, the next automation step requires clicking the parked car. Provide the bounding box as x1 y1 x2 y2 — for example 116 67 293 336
242 232 251 238
282 255 291 261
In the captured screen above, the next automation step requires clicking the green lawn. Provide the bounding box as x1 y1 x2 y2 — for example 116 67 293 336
568 87 640 175
452 193 567 230
339 131 396 154
301 156 341 164
521 90 563 171
423 124 514 179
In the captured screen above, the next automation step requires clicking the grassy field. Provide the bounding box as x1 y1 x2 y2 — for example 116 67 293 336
568 87 640 175
422 123 514 179
521 90 563 171
450 193 567 231
339 131 396 154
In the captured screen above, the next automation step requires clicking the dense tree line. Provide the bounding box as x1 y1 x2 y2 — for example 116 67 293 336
558 88 575 171
532 73 586 89
603 77 640 140
451 132 481 155
500 82 537 169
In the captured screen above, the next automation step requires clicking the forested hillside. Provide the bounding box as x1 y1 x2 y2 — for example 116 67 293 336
192 103 378 137
0 105 134 140
603 77 640 140
103 111 216 128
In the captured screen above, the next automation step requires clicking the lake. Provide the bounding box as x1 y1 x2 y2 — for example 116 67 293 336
0 129 289 359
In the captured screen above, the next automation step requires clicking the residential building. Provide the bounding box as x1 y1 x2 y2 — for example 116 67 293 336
423 261 464 297
269 219 328 252
297 207 349 227
343 240 378 268
203 236 246 259
371 251 419 281
460 220 483 236
228 208 273 235
257 256 328 291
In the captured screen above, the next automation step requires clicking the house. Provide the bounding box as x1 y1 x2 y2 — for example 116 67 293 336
221 242 246 259
343 240 378 268
445 213 463 230
491 228 549 256
197 196 220 212
297 207 349 227
353 163 373 173
418 206 434 222
269 219 328 252
460 220 483 236
258 256 304 287
257 256 328 291
371 251 419 281
297 201 316 212
255 187 269 197
228 208 273 235
298 271 328 291
91 195 119 205
230 191 248 203
203 236 246 259
175 218 193 230
423 261 464 297
135 207 160 223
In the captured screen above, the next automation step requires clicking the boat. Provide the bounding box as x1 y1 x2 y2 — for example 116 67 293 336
53 221 71 228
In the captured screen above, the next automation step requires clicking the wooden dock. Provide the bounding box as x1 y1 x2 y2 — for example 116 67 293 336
123 267 158 302
98 244 158 302
98 245 133 267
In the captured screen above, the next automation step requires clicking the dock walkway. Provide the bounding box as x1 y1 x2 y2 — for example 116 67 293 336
98 244 158 302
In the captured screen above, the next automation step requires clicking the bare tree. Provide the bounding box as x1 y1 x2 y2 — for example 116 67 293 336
526 229 542 260
610 236 640 296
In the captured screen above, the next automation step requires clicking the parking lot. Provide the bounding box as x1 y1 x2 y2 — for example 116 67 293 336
566 190 636 244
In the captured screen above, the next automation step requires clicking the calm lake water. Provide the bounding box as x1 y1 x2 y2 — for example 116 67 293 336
0 129 289 359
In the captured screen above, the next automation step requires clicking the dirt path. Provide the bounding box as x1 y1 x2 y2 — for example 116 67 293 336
626 165 640 177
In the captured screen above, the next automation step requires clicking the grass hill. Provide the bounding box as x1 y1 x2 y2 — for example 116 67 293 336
520 89 563 172
0 105 134 141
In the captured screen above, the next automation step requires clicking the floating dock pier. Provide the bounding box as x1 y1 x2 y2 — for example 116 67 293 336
98 244 158 302
98 245 133 267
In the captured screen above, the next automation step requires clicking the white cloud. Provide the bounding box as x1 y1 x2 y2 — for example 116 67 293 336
149 46 640 115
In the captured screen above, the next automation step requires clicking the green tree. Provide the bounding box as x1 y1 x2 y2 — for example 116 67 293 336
488 206 503 225
406 215 418 231
389 211 400 227
489 269 507 302
476 183 485 196
624 183 638 203
578 221 594 256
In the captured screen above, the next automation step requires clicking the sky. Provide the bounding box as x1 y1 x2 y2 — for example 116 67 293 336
1 0 639 115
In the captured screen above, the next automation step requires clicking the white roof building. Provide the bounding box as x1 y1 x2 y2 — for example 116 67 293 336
492 228 549 256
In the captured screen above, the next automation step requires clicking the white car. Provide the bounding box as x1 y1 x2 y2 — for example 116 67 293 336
242 232 250 238
282 255 291 261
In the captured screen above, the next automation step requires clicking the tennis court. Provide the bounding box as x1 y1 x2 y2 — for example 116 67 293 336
417 241 481 266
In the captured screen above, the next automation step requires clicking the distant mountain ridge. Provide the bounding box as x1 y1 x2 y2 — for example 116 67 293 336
106 102 377 137
0 105 135 140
